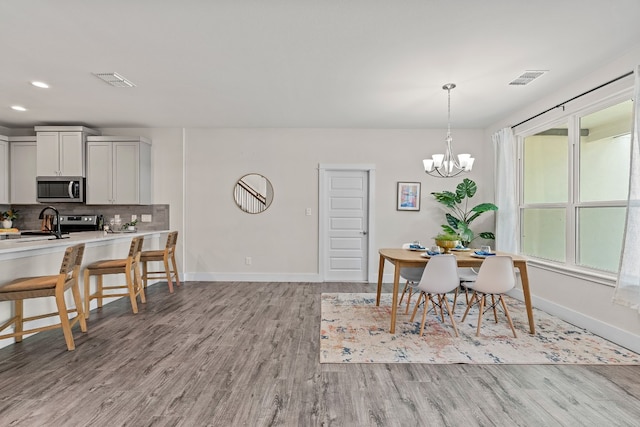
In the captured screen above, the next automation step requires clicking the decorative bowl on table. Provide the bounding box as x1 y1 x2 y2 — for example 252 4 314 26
434 238 460 253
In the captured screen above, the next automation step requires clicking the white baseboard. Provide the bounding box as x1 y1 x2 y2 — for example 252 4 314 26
508 288 640 354
186 272 322 282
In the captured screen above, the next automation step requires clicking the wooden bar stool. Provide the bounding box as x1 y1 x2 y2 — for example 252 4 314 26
83 236 145 319
140 231 180 293
0 243 87 351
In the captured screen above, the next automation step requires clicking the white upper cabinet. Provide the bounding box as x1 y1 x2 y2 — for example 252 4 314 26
9 136 37 204
0 135 8 204
86 136 152 205
35 126 99 177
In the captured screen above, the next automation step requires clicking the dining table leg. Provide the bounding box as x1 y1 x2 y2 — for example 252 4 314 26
518 263 536 334
376 253 385 306
390 262 401 334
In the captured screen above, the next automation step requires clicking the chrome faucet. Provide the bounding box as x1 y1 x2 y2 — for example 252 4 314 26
38 206 62 239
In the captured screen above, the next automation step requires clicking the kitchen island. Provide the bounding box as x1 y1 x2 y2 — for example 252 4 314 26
0 230 169 349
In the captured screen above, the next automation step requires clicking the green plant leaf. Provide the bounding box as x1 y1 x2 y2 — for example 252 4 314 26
456 178 477 199
479 232 495 240
471 203 498 213
445 213 460 229
431 190 459 208
441 225 457 235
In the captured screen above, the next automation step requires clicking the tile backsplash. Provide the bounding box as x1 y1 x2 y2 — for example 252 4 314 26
10 204 169 231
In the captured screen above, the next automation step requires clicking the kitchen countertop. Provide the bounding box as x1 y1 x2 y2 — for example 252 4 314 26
0 230 169 258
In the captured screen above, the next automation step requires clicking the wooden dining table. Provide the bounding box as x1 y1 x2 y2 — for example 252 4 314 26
376 248 535 334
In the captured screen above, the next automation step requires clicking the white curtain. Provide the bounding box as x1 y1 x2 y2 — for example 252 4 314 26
492 127 518 253
614 65 640 312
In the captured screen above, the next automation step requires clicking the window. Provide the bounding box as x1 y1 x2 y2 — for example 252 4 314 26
520 99 633 273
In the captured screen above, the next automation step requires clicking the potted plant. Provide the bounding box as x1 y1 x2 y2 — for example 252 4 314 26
433 232 460 253
1 209 19 229
431 178 497 248
122 219 138 231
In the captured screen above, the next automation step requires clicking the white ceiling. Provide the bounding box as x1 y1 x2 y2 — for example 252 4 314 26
1 0 639 130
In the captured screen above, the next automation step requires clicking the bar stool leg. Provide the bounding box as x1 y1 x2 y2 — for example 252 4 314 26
163 254 174 293
83 269 91 319
55 285 75 351
97 275 104 309
126 268 139 314
71 279 87 332
15 300 24 343
170 251 181 288
142 260 148 289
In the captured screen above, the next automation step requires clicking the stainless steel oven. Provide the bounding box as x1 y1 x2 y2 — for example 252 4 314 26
36 176 85 203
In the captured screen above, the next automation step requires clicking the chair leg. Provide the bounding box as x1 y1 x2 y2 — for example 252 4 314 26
170 253 181 287
499 295 518 338
135 262 146 304
71 281 87 333
476 294 485 337
452 287 459 314
84 269 91 319
404 287 414 315
419 293 429 336
142 260 148 289
14 300 24 343
55 286 75 351
491 294 498 323
409 293 423 322
97 275 104 309
126 269 139 314
461 291 477 322
164 254 174 293
441 294 459 337
399 281 408 305
435 295 445 322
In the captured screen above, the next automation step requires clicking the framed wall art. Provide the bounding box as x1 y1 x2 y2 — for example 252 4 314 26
397 181 421 211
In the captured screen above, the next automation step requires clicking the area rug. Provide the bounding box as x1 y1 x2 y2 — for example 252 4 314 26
320 293 640 364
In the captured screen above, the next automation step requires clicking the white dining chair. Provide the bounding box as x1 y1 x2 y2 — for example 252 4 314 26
398 243 425 313
409 254 460 337
452 267 479 313
461 255 518 338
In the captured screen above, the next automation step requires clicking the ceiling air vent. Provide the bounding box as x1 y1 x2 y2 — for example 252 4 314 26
509 70 548 86
93 72 136 87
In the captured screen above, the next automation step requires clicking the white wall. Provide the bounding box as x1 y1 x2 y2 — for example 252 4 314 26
183 128 490 281
485 45 640 352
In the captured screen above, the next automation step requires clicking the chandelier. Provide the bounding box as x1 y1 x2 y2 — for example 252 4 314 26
423 83 474 178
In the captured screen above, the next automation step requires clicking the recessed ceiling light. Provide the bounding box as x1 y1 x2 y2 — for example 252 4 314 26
93 72 136 87
31 81 49 88
11 105 27 111
509 70 549 86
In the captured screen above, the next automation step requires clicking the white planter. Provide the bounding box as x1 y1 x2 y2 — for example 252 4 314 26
2 220 12 229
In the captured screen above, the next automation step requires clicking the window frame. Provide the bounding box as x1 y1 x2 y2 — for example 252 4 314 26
515 88 633 286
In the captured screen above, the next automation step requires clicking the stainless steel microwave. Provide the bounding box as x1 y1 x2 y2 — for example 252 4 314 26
36 177 85 203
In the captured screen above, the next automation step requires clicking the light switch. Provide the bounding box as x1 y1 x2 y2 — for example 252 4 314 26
305 208 312 216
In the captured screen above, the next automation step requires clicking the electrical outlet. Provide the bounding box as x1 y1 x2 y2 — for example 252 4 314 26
141 214 152 222
131 214 137 221
305 208 312 216
245 257 252 265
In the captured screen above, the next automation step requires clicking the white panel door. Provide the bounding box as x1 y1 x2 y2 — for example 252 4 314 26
324 170 369 281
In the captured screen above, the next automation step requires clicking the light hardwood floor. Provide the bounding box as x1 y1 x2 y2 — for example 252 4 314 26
1 281 639 426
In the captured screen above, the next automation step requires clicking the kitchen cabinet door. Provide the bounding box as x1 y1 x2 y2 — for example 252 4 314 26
36 131 85 176
113 141 139 204
86 136 151 205
86 141 112 204
9 139 37 204
36 132 60 176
